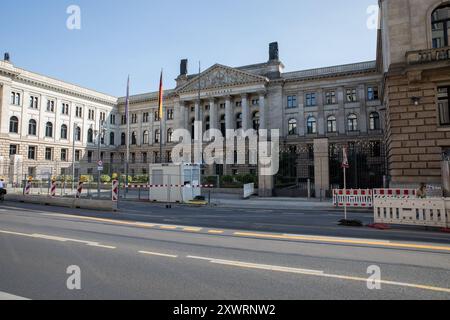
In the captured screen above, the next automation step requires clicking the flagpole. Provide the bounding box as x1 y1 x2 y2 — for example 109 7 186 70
159 69 164 163
125 76 130 191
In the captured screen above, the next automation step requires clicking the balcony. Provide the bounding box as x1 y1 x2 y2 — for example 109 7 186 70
406 47 450 65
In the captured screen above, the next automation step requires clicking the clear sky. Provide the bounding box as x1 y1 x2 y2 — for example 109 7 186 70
0 0 379 97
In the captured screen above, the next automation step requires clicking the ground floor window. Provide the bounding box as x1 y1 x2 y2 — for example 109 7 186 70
438 86 450 125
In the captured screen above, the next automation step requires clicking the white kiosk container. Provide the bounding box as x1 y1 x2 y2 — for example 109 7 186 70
148 163 201 203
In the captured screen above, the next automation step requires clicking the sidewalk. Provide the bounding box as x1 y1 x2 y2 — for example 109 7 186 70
208 194 369 212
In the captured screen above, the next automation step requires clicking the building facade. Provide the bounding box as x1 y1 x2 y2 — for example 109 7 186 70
379 0 450 194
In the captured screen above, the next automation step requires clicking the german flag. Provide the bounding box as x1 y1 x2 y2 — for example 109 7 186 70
158 70 163 120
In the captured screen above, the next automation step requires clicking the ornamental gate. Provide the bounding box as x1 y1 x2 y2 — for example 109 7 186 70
274 144 315 197
329 140 386 190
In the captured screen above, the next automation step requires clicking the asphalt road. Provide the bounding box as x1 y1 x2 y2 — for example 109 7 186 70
0 201 450 300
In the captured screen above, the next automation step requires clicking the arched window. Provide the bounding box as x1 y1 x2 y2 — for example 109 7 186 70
327 116 337 133
220 115 226 136
131 132 137 145
253 112 260 131
110 132 115 146
60 124 68 139
432 4 450 48
45 122 53 137
369 112 380 130
167 128 173 143
29 119 37 136
348 114 358 132
236 113 242 129
9 116 19 133
87 128 94 143
121 133 126 145
288 118 297 135
75 127 81 141
307 117 317 134
155 129 161 143
142 131 149 144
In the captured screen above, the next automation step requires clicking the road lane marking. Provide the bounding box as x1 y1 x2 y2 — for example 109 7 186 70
35 213 450 253
234 232 450 252
0 291 30 300
208 230 224 234
0 229 116 250
160 225 178 230
186 256 450 294
139 251 178 258
186 256 323 275
183 227 202 232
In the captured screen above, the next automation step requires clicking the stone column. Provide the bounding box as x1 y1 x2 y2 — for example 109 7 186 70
241 94 250 131
209 98 218 130
337 87 346 134
174 99 182 129
313 138 330 199
259 93 267 130
225 96 234 130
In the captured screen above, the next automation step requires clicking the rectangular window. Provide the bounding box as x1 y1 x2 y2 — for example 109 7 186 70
306 93 316 107
252 99 259 106
62 103 70 115
325 91 336 105
47 100 55 112
287 95 297 108
121 115 127 125
87 151 93 163
438 86 450 125
367 86 379 101
30 96 39 109
167 109 174 120
10 91 21 106
75 106 83 118
100 112 106 122
346 89 357 102
235 101 242 107
143 112 149 123
75 150 81 162
131 114 137 124
9 144 18 156
61 149 68 161
88 109 95 120
45 147 53 161
110 114 116 125
28 146 36 160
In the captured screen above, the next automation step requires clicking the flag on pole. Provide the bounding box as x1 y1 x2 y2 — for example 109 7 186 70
342 147 349 169
158 70 163 120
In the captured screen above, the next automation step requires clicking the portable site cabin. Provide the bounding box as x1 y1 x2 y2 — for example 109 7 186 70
148 163 202 203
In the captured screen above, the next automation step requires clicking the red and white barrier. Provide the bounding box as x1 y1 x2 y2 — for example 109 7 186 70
373 189 417 199
50 180 57 197
333 189 373 208
112 180 119 202
76 182 83 199
125 184 215 189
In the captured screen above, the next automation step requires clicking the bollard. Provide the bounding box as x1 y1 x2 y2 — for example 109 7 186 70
24 177 32 195
50 179 57 197
112 180 119 202
76 181 84 199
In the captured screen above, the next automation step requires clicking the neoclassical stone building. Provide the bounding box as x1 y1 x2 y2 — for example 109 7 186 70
2 0 448 196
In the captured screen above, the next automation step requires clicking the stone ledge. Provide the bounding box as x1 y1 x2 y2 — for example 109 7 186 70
4 194 117 211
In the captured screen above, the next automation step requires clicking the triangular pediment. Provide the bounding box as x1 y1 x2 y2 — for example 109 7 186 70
177 64 268 93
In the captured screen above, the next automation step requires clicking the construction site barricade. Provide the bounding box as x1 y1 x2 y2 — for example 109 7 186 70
332 189 373 208
373 189 417 199
50 179 57 197
374 197 449 228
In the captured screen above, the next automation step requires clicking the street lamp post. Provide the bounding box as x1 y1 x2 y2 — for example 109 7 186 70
71 123 78 192
97 120 106 198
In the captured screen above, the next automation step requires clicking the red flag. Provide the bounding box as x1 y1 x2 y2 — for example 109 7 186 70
342 147 349 169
